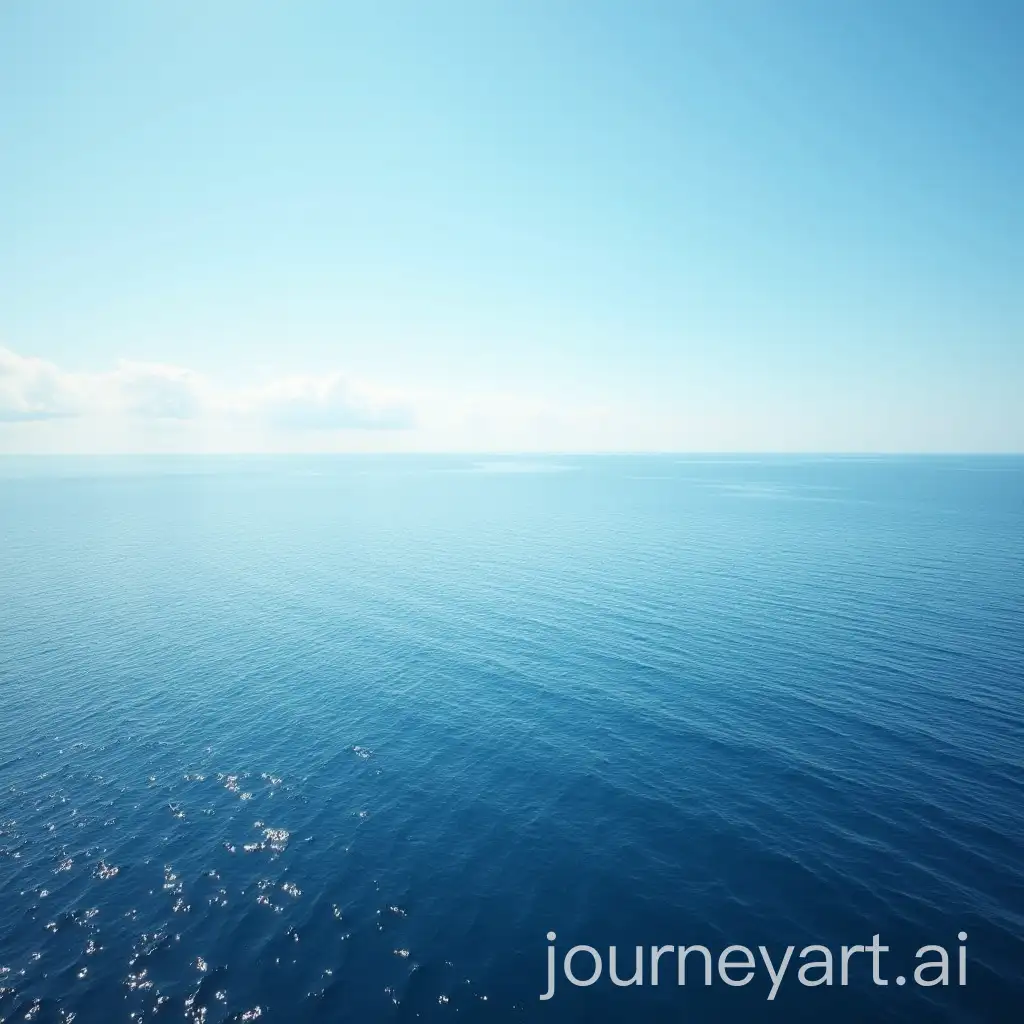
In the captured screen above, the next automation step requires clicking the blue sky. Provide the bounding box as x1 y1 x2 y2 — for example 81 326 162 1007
0 0 1021 452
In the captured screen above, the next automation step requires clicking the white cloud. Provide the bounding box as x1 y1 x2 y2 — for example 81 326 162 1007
0 347 211 422
0 346 417 449
0 348 83 421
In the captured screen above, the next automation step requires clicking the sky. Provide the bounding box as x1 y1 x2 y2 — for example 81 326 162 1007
0 0 1021 453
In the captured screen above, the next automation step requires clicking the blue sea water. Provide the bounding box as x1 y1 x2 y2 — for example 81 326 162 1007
1 454 1022 1024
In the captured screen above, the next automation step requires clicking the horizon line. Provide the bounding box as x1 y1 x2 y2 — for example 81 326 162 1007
1 451 1022 459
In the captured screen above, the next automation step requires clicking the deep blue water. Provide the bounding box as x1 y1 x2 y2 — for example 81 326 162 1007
1 455 1022 1023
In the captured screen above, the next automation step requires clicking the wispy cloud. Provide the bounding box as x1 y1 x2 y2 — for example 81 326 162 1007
0 346 414 432
0 348 83 421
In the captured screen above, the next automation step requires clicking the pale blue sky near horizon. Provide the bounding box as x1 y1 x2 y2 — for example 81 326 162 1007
0 0 1021 452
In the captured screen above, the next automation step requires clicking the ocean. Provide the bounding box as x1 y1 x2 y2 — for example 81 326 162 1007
1 454 1021 1023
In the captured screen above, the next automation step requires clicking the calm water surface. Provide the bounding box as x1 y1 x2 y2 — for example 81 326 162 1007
1 455 1022 1022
